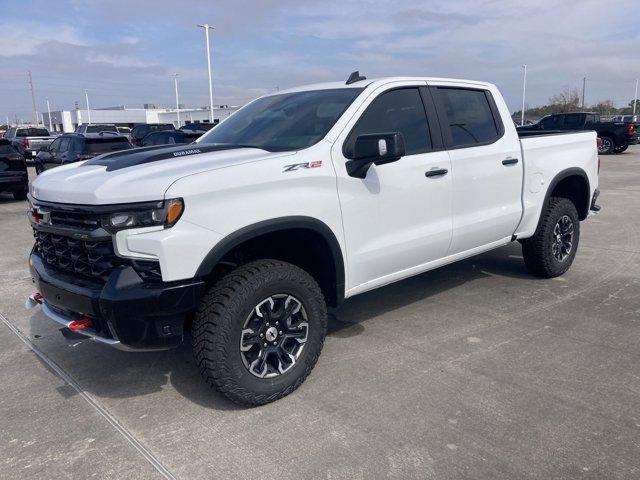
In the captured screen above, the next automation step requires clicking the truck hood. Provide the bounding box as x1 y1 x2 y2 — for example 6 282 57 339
31 144 294 205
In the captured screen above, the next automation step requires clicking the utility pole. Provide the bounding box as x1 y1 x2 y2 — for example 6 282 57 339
634 78 638 117
84 89 92 124
173 74 181 128
196 24 215 119
520 65 527 126
46 98 53 131
581 76 586 109
28 70 38 124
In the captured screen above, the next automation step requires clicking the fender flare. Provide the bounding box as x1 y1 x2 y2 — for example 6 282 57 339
195 216 345 305
542 167 590 220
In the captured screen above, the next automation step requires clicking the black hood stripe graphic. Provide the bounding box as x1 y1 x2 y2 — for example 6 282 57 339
83 144 262 171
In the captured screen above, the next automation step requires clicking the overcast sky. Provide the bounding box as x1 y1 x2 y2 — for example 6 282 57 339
1 0 638 122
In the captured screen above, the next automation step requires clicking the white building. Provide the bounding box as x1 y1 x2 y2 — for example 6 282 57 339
43 105 239 133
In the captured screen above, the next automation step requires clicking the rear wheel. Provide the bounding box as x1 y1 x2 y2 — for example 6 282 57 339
521 197 580 278
192 260 327 406
598 136 614 155
613 144 628 154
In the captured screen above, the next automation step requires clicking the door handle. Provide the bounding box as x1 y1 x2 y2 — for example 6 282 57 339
502 157 519 165
425 168 448 178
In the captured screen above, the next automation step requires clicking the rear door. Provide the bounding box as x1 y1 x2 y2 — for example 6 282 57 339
430 83 523 254
333 82 452 292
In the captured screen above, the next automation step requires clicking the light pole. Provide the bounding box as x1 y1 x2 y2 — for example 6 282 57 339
634 78 638 117
581 76 586 109
520 65 527 126
84 89 92 124
173 74 181 127
46 98 53 131
196 23 215 120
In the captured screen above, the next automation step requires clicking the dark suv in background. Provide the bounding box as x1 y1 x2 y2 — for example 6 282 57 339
129 124 175 146
34 133 132 174
0 139 28 200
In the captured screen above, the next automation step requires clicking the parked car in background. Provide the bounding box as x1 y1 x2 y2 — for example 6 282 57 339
76 124 120 135
518 112 636 154
129 123 176 146
26 74 600 405
0 139 28 200
34 133 132 174
3 126 55 160
180 122 216 133
116 126 131 135
140 130 202 147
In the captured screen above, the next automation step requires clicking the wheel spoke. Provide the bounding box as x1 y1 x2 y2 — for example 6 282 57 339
240 294 309 379
249 350 269 378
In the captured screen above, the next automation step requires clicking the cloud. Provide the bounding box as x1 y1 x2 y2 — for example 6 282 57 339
1 0 639 121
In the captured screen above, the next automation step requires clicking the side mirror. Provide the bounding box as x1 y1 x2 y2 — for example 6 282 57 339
346 132 406 179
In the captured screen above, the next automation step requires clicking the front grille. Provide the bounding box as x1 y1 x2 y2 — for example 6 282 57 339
34 230 121 281
50 210 101 230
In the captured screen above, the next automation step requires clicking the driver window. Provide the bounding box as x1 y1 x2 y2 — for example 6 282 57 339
346 88 431 157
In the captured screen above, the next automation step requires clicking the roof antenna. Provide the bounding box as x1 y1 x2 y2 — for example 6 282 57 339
346 71 366 85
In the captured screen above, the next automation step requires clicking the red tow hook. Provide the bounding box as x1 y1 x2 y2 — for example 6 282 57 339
69 316 93 332
25 292 44 309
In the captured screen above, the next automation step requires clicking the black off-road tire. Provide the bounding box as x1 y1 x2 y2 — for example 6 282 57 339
192 260 327 406
521 197 580 278
598 136 614 155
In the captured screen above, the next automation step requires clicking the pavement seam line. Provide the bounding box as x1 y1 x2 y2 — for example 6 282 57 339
0 312 177 480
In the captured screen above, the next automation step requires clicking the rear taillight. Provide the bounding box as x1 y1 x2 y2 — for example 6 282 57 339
8 154 25 164
627 123 635 135
22 138 29 148
596 137 602 173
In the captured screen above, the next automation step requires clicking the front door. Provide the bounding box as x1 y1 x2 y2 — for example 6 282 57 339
332 84 453 293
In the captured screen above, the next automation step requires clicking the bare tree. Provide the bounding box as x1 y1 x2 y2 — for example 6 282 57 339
591 99 616 115
549 86 580 113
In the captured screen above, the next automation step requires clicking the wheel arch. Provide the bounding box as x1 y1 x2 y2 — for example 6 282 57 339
195 216 345 307
544 167 590 221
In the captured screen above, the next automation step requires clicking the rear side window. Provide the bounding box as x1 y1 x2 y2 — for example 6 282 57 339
346 88 431 156
132 125 150 138
84 138 132 154
563 114 583 128
434 88 501 148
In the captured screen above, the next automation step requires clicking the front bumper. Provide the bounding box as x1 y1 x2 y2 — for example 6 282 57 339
28 252 205 350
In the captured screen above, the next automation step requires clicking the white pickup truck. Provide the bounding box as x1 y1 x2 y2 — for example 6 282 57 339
26 73 600 405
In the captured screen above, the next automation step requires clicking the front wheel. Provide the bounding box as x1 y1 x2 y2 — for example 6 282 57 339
192 260 327 406
521 197 580 278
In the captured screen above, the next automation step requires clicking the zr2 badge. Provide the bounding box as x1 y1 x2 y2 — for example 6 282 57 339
282 161 322 173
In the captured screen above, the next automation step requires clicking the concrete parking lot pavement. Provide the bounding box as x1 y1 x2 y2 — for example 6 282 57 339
1 147 640 479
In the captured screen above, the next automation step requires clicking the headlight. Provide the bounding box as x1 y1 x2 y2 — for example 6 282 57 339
102 198 184 232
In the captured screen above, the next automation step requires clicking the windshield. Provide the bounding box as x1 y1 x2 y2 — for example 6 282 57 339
198 88 363 151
